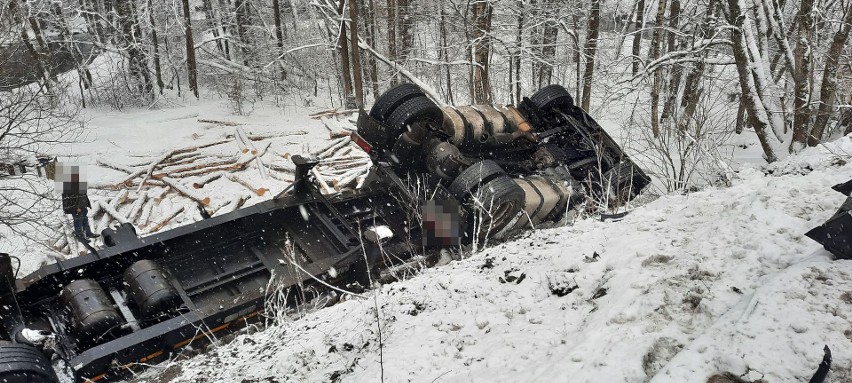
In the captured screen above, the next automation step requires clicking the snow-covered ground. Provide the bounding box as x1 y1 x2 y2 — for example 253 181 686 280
122 135 851 383
4 93 852 383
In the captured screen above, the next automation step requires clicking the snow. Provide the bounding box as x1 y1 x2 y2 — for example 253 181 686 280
4 92 852 382
117 135 851 382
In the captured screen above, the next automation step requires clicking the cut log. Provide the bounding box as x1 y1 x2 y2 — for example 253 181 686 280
311 168 335 194
333 167 363 191
160 177 211 206
138 199 158 228
101 201 131 225
137 151 175 192
330 129 352 139
96 160 139 174
308 108 358 120
311 137 348 156
247 131 308 140
225 173 268 196
317 139 351 158
155 159 236 178
148 186 171 202
197 118 240 126
192 172 226 188
146 205 185 233
212 193 251 216
126 193 148 222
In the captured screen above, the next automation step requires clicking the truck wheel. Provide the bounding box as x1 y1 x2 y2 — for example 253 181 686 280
0 343 59 383
466 176 525 238
385 96 444 137
602 161 644 205
530 84 574 113
448 160 507 200
369 83 425 122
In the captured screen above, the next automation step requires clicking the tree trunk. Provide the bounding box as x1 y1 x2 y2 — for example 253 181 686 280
632 0 645 76
514 0 524 104
234 0 252 66
440 6 454 104
649 0 667 136
661 0 681 125
182 0 199 98
349 0 365 107
538 0 558 88
337 0 355 108
272 0 287 79
115 0 153 100
727 0 778 162
398 0 413 63
148 0 165 93
9 0 51 91
807 3 851 146
790 0 815 152
581 0 600 111
365 0 380 97
470 0 493 104
387 0 398 84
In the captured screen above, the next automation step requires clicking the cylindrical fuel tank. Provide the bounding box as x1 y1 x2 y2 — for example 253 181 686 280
61 279 123 338
123 260 180 318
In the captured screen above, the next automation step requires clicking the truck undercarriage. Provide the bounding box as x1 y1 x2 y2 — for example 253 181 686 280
0 84 651 382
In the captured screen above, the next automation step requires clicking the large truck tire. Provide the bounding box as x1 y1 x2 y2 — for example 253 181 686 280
466 176 525 238
530 84 574 113
369 83 426 122
450 161 525 238
0 343 58 383
448 160 507 199
602 161 646 205
385 96 444 135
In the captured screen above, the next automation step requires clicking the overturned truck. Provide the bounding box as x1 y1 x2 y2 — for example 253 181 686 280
0 84 650 382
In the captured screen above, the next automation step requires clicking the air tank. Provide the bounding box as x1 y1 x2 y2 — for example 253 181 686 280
123 260 180 318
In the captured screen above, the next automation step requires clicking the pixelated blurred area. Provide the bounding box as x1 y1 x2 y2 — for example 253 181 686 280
422 199 461 247
55 162 88 194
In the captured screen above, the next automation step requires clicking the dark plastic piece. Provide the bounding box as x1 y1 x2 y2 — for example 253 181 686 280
101 223 138 247
809 345 831 383
292 155 320 195
0 343 59 383
357 109 394 150
806 196 852 259
123 260 180 318
60 279 123 338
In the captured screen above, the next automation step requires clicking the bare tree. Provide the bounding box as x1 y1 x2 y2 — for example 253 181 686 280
581 0 600 111
470 0 493 104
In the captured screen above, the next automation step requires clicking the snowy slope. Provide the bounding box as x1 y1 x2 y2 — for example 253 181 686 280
121 138 852 383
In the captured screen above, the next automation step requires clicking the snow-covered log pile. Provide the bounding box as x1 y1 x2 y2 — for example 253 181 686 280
47 121 371 256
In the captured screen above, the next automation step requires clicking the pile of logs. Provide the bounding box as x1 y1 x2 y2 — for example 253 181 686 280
48 125 373 257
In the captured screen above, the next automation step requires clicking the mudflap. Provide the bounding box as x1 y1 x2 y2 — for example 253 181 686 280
806 181 852 260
